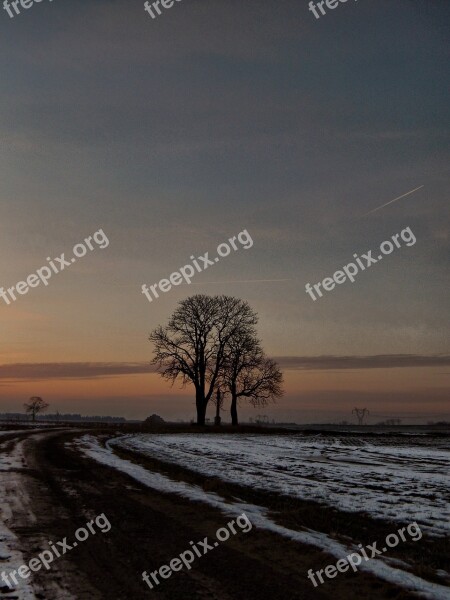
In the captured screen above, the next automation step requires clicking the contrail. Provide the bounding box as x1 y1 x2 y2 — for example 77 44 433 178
361 185 424 217
186 279 292 285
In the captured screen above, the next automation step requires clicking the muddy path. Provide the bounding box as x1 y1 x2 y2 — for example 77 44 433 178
1 430 421 599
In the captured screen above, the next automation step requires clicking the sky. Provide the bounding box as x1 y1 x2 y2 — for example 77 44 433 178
0 0 449 423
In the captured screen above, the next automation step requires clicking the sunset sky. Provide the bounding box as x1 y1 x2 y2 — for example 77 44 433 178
0 0 448 422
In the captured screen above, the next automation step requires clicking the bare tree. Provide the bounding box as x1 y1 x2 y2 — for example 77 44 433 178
150 295 257 425
220 333 284 426
24 397 49 422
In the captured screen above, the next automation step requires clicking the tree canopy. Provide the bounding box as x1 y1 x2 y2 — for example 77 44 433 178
150 294 283 425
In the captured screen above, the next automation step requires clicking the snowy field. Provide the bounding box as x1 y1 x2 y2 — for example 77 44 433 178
112 433 450 538
73 434 450 599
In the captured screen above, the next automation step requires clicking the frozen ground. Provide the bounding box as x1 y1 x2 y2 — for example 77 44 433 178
112 433 450 538
0 436 38 599
0 430 30 438
73 434 450 599
0 432 79 600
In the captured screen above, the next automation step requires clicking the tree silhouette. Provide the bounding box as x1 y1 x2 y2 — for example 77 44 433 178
24 397 49 422
150 295 257 425
220 331 283 425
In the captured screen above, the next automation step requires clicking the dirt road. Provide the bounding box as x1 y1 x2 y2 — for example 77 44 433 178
0 430 422 599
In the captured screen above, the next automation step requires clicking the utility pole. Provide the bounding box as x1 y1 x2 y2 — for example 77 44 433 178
352 407 369 425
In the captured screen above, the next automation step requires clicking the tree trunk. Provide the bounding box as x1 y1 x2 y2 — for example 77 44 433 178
196 390 207 425
214 390 221 426
230 392 238 426
197 406 207 426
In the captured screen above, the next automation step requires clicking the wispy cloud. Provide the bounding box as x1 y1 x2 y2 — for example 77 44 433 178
188 279 292 285
1 355 449 382
0 362 155 382
276 354 450 370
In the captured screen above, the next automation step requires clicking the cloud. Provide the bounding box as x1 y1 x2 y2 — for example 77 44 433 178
0 362 156 382
1 354 449 382
275 354 450 370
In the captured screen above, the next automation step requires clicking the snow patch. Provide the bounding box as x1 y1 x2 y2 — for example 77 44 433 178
112 433 450 537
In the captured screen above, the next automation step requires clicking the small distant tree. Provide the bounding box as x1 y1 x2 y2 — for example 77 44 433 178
24 397 49 422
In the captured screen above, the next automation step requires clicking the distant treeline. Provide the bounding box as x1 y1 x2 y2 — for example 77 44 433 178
0 413 126 422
